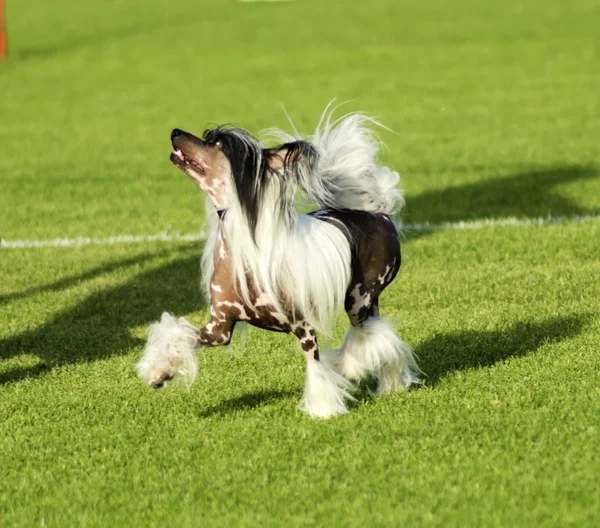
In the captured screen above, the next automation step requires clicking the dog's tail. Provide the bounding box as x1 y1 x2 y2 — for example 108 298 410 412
266 108 404 216
309 112 404 215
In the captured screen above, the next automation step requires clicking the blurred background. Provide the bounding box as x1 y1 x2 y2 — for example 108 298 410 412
1 0 598 240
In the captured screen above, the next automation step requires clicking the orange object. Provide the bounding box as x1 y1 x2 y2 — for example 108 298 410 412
0 0 6 60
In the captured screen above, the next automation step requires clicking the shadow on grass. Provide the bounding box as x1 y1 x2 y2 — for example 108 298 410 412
198 383 384 418
402 165 599 237
0 251 170 306
198 390 296 418
415 314 591 386
0 248 205 385
0 363 52 385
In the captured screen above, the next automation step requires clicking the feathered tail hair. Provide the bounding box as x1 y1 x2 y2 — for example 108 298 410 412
200 110 404 333
264 110 405 216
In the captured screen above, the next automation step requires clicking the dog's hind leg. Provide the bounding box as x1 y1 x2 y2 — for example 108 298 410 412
349 313 419 393
325 295 420 393
293 322 354 419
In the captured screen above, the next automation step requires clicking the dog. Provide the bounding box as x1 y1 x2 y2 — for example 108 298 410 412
137 111 419 418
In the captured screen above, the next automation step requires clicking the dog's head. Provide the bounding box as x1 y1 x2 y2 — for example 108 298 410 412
171 126 317 231
170 127 237 210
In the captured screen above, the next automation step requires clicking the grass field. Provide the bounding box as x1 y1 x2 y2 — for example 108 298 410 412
1 0 600 525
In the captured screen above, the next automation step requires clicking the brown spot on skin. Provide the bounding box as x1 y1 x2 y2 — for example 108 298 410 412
295 327 307 339
301 339 315 352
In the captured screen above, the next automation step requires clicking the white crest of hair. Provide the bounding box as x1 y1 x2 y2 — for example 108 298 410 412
322 317 420 393
136 312 199 389
263 105 405 216
300 356 355 418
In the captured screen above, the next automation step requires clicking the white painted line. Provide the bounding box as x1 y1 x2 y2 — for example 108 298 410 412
401 213 600 233
0 232 205 249
1 214 599 250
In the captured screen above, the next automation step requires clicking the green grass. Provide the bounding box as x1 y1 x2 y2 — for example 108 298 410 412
1 0 600 526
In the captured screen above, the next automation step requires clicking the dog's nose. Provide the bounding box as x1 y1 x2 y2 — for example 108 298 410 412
171 129 183 140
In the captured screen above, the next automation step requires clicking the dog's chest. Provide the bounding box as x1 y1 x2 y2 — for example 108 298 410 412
210 237 292 333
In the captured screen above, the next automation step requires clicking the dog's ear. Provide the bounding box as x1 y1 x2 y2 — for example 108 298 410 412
265 141 318 174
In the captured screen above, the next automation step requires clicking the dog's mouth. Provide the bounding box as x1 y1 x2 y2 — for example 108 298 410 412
170 149 205 174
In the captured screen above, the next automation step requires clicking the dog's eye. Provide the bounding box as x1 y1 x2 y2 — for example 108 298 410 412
215 140 222 148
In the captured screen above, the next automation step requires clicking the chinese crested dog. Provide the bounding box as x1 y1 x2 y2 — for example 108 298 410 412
137 111 419 418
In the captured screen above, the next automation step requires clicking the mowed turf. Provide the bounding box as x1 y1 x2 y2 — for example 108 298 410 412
1 0 599 526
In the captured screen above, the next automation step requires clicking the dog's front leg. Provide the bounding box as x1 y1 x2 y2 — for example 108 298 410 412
137 313 235 389
195 317 235 348
293 323 355 419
